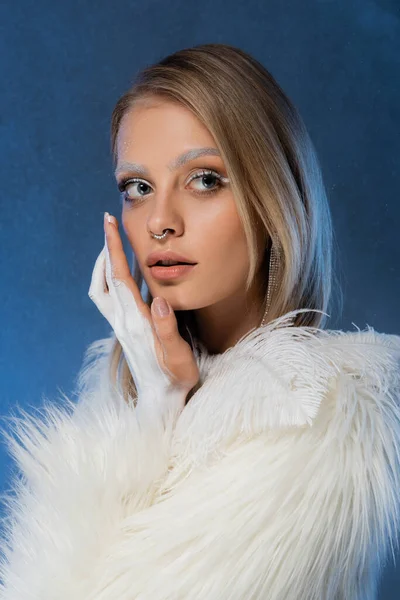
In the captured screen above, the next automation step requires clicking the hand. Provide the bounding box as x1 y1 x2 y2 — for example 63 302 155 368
88 213 200 406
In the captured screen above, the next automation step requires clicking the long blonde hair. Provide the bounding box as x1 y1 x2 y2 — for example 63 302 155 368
107 43 342 402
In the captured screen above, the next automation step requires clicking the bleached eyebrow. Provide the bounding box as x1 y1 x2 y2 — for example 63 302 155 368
114 147 221 178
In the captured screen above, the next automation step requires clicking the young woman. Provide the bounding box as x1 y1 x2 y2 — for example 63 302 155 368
1 43 399 600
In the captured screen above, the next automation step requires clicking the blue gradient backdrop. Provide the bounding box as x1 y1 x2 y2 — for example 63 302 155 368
1 0 399 596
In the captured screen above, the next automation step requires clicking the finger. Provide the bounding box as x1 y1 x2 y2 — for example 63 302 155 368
104 213 144 307
151 297 199 390
104 213 131 280
88 245 113 318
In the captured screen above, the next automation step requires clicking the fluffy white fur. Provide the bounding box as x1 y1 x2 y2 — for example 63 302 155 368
0 309 400 599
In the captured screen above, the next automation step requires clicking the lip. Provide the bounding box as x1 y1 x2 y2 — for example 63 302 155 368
150 264 197 280
146 250 196 267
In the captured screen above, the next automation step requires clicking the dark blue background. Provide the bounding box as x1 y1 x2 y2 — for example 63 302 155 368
1 0 399 596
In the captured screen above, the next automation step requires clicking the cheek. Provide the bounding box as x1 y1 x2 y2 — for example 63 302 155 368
216 204 247 259
121 211 131 238
121 214 144 260
201 205 250 277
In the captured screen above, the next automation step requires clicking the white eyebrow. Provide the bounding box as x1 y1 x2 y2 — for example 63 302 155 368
114 147 221 178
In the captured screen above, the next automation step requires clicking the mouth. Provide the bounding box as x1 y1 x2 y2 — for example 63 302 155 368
149 263 197 280
149 260 196 267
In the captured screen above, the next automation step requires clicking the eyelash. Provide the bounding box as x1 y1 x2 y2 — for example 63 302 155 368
117 169 229 205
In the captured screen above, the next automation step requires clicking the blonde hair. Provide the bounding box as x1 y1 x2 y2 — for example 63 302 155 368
107 43 342 402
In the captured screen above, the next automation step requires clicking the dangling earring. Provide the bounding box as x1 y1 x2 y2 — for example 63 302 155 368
260 241 280 327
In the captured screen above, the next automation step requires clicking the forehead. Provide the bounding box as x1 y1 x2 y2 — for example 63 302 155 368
115 101 217 159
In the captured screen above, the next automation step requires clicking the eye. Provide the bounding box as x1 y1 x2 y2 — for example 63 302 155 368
186 169 229 196
117 179 152 203
117 169 229 205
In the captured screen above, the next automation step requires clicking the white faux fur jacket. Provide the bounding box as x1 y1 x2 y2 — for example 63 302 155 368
1 310 400 599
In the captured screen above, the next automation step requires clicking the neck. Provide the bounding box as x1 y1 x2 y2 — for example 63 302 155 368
193 284 266 356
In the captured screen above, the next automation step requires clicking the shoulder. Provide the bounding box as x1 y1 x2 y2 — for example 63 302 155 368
312 325 400 432
176 310 400 462
197 309 400 421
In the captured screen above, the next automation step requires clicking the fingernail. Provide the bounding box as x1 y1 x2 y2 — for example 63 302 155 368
104 212 117 227
152 297 170 317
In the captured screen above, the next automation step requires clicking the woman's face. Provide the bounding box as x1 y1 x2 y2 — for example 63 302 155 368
114 98 266 317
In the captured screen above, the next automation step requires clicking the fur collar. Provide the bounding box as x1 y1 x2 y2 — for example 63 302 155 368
0 309 399 599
